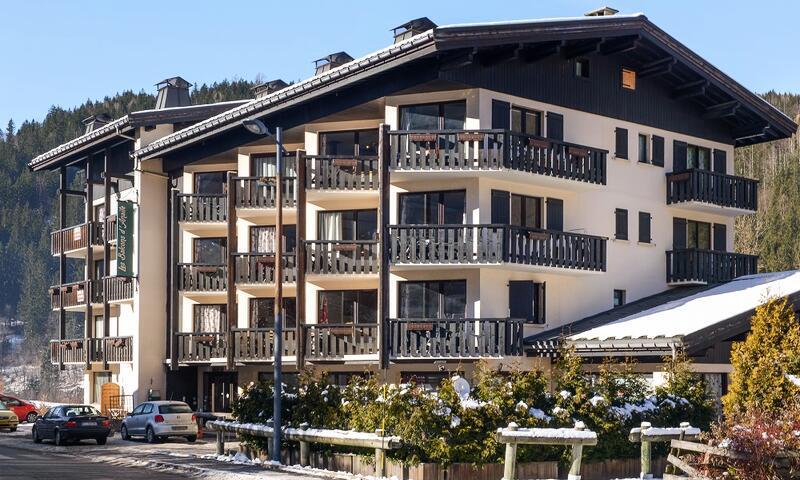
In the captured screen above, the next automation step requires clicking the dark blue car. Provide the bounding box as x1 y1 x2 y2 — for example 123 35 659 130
32 405 111 445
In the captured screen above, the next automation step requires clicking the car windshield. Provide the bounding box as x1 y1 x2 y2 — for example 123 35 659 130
159 404 192 414
63 405 101 417
0 401 6 410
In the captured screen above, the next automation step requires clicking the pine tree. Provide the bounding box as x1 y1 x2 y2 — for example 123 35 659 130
723 296 800 417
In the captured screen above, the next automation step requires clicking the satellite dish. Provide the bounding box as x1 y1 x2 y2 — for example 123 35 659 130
452 377 471 401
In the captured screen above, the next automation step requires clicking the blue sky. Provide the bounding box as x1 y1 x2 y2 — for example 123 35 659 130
1 0 798 126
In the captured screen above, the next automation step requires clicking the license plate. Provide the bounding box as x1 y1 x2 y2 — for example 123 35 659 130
172 426 187 431
82 421 97 426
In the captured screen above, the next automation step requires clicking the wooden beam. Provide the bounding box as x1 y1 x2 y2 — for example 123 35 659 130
295 149 306 370
84 156 94 370
58 165 67 371
377 124 391 370
703 100 740 120
638 57 675 79
439 49 477 71
672 80 708 100
599 35 640 55
102 148 111 371
475 45 521 67
225 171 237 371
561 38 601 59
168 187 180 371
59 189 86 197
518 41 563 63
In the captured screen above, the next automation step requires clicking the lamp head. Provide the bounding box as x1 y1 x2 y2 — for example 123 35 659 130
242 119 270 136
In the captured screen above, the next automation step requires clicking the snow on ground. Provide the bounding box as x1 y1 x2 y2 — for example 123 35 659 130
0 364 82 402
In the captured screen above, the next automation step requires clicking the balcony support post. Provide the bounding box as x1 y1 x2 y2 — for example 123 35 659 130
296 149 307 369
273 127 284 463
169 187 180 371
378 124 391 370
85 154 95 369
226 172 238 371
58 165 67 370
102 148 111 370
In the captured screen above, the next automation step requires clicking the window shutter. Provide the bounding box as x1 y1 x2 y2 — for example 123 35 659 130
546 198 564 231
491 190 510 224
713 223 727 251
673 217 687 249
638 212 651 243
615 128 628 159
652 135 664 166
673 140 687 171
491 100 510 130
615 208 628 240
546 112 564 141
509 281 535 322
713 149 727 174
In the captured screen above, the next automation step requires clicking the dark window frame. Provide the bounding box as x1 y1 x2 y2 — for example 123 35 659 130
318 129 379 157
249 154 297 178
398 189 466 225
398 280 467 319
249 297 297 329
638 133 650 163
192 304 227 333
613 289 626 308
638 211 652 244
615 208 629 240
317 208 378 241
510 106 544 137
686 219 712 250
192 237 227 264
686 144 712 171
398 100 467 130
491 189 543 228
249 224 297 254
318 289 378 325
574 58 590 79
193 171 229 195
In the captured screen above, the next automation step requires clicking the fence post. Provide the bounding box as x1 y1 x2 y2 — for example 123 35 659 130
266 419 274 459
502 422 518 480
215 426 224 455
640 421 652 480
299 423 310 466
568 421 586 480
375 428 387 477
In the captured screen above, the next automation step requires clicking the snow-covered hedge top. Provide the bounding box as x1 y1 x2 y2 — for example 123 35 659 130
207 420 402 446
498 427 597 440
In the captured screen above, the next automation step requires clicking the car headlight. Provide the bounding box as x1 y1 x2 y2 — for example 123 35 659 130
11 415 17 421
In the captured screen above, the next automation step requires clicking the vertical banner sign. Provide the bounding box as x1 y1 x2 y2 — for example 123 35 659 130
116 201 134 277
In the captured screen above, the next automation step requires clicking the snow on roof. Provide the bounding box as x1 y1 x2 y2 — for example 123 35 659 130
437 12 645 30
570 271 800 342
28 115 130 168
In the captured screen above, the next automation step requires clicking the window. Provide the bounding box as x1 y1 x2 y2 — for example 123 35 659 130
399 190 465 225
159 404 193 414
92 372 112 403
638 211 651 243
491 190 542 228
319 129 379 156
686 220 711 250
510 107 543 136
94 204 106 222
250 154 297 177
250 225 296 254
194 171 228 194
687 144 712 170
141 404 153 415
638 134 649 163
193 304 226 332
250 298 297 328
615 128 628 159
615 209 628 240
318 209 377 241
398 280 466 319
193 238 227 264
652 135 665 167
509 281 546 324
622 68 636 90
575 59 590 78
318 290 377 324
399 101 466 130
613 289 626 308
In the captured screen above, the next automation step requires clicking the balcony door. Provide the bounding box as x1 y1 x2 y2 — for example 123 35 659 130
319 290 377 324
250 154 297 177
491 190 542 228
399 190 466 225
319 130 378 156
193 237 227 264
318 209 377 240
250 298 296 328
398 280 466 319
509 281 545 324
398 101 466 131
194 171 228 195
250 225 297 254
193 304 226 333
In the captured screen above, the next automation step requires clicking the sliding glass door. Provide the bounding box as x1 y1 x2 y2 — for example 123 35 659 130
398 280 466 319
398 190 466 225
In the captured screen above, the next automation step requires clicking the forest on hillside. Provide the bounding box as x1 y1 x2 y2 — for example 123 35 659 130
0 83 798 398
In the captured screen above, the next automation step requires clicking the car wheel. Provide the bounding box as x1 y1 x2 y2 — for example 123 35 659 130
186 435 197 443
96 437 107 445
9 427 16 432
26 412 37 423
32 427 41 444
145 426 158 444
54 430 64 446
120 425 130 441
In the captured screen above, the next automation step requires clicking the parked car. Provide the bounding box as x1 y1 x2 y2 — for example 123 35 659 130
121 401 197 443
0 401 19 432
32 404 111 445
0 394 39 423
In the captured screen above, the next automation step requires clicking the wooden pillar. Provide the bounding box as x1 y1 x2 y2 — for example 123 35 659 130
169 187 180 371
502 422 518 480
58 166 67 370
102 149 111 370
639 421 652 479
225 172 237 370
295 149 306 370
375 428 387 477
85 155 95 369
568 422 586 480
377 124 391 370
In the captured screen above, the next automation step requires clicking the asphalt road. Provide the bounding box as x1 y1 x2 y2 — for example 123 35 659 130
0 442 187 480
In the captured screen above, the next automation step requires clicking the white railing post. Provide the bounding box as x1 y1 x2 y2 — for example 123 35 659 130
266 419 274 459
640 421 652 479
375 428 386 477
502 422 518 480
568 421 586 480
299 423 310 466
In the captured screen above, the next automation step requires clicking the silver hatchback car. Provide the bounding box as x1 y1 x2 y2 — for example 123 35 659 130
121 401 198 443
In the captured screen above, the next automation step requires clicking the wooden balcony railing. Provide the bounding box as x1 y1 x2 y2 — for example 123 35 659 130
390 130 607 185
178 264 227 292
105 215 117 243
388 318 524 359
232 328 298 361
51 221 104 255
233 177 297 209
233 253 297 284
178 194 227 222
50 336 133 364
303 323 379 361
305 156 379 190
666 169 758 211
389 225 606 271
175 332 227 363
97 276 135 303
50 280 100 309
666 249 758 284
305 241 379 274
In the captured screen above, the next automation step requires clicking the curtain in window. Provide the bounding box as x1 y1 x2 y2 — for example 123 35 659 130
252 156 298 177
319 211 343 240
251 227 277 253
195 305 224 332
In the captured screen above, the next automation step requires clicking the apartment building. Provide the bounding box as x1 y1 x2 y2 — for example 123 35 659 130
30 10 796 411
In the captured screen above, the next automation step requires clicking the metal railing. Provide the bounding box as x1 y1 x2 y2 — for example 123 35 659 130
305 240 379 274
387 318 524 359
666 249 758 284
303 323 379 361
666 169 758 211
305 156 379 190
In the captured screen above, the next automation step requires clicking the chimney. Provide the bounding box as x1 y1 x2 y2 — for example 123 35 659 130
585 6 619 16
391 17 437 43
251 79 289 99
154 76 192 109
82 113 112 134
314 52 354 75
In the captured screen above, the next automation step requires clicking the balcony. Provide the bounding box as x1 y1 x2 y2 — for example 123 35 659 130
51 221 103 256
178 194 227 222
233 177 297 209
389 130 607 186
175 332 227 363
233 253 297 286
666 169 758 214
305 156 379 191
232 328 298 362
666 249 758 285
303 323 379 362
389 225 606 272
305 241 379 275
49 336 133 365
178 264 227 292
387 318 524 359
97 276 135 303
51 277 134 310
